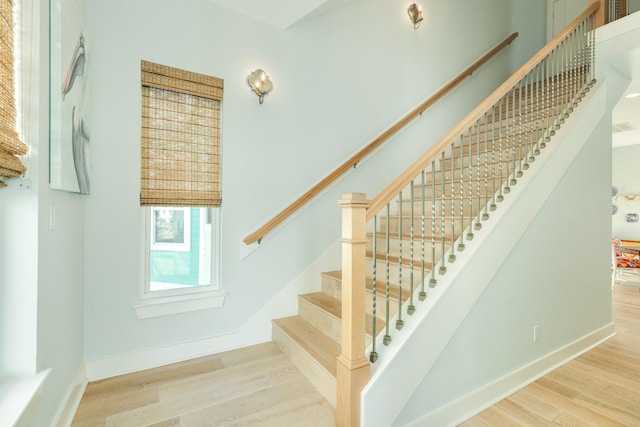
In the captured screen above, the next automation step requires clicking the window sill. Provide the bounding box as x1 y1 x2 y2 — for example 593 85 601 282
133 291 228 319
0 369 50 427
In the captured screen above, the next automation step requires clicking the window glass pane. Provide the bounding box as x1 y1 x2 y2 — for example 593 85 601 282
149 207 212 292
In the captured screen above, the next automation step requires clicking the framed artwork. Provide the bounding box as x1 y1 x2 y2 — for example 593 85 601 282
49 0 90 194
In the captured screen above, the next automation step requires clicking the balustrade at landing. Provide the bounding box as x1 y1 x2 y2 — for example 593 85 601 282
336 4 599 426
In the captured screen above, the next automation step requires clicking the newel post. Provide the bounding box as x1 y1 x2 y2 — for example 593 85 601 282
337 193 371 427
590 0 606 27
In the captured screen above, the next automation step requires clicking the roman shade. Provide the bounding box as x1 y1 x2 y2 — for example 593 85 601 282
0 0 27 189
140 60 222 207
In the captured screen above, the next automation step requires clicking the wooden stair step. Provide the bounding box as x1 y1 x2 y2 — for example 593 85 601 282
272 316 339 407
366 251 433 270
366 232 452 243
322 270 412 303
273 316 339 378
298 292 385 343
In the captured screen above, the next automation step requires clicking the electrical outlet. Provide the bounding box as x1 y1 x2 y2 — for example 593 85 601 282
533 325 540 342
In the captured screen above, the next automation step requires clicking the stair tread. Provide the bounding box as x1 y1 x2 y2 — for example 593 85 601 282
366 232 453 243
322 270 411 302
299 292 386 337
300 292 341 318
366 251 433 270
272 316 340 378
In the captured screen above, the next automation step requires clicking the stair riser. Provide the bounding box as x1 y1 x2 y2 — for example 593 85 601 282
271 323 337 408
439 155 531 172
321 274 403 319
410 181 492 198
380 217 467 236
298 297 342 346
299 298 379 347
366 259 429 288
321 274 342 300
479 102 567 127
458 118 553 149
365 292 400 321
367 236 450 262
420 167 518 185
398 199 484 217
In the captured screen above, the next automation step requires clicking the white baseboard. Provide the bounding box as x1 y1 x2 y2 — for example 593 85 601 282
52 364 88 427
86 241 341 381
405 322 616 427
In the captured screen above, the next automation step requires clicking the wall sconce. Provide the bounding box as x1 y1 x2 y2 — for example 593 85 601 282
247 69 273 104
407 3 423 29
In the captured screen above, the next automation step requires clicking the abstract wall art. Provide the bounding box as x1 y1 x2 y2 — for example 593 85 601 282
49 0 90 194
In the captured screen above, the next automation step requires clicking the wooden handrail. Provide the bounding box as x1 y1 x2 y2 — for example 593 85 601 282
366 3 599 220
243 32 519 245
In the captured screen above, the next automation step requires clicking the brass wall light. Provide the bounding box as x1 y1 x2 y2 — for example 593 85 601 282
247 69 273 104
407 3 423 29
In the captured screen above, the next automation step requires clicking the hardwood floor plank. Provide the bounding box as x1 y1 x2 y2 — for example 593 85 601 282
461 284 640 426
73 283 639 427
507 387 563 421
178 378 333 426
545 367 640 425
147 418 180 427
72 343 334 427
459 406 524 426
525 382 627 426
493 399 556 426
103 356 300 427
71 386 159 426
82 355 225 398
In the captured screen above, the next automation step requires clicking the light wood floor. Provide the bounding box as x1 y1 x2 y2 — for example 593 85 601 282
461 280 640 426
71 342 335 426
72 280 639 427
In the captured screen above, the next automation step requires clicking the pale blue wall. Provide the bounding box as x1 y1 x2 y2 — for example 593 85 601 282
0 0 86 425
83 0 520 362
394 108 613 426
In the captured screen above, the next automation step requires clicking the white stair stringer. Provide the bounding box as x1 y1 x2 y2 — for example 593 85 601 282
360 81 607 427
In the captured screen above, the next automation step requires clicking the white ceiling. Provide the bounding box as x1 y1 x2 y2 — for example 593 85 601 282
206 0 362 29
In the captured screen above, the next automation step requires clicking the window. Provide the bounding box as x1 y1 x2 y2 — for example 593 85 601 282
140 60 223 298
0 0 28 188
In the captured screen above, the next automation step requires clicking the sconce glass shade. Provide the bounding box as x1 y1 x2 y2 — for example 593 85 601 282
407 3 423 29
247 69 273 104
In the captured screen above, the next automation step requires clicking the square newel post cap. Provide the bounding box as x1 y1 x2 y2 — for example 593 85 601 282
338 192 369 207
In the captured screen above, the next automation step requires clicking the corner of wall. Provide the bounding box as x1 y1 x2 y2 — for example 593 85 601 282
85 240 341 381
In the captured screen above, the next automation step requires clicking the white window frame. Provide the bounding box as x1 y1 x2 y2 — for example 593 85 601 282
134 207 224 319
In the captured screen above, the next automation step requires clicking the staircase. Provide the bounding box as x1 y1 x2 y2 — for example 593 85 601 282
269 5 599 424
270 74 590 409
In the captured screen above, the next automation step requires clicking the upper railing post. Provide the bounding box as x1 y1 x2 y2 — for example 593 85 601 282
590 0 606 27
337 193 371 427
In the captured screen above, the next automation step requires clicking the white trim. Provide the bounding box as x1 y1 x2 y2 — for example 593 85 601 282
0 369 50 427
88 240 340 381
405 323 615 427
361 81 607 427
133 291 227 319
51 364 88 427
141 206 221 298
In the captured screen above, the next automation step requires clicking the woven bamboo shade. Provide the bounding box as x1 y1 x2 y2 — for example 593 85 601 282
141 60 223 207
0 0 27 189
